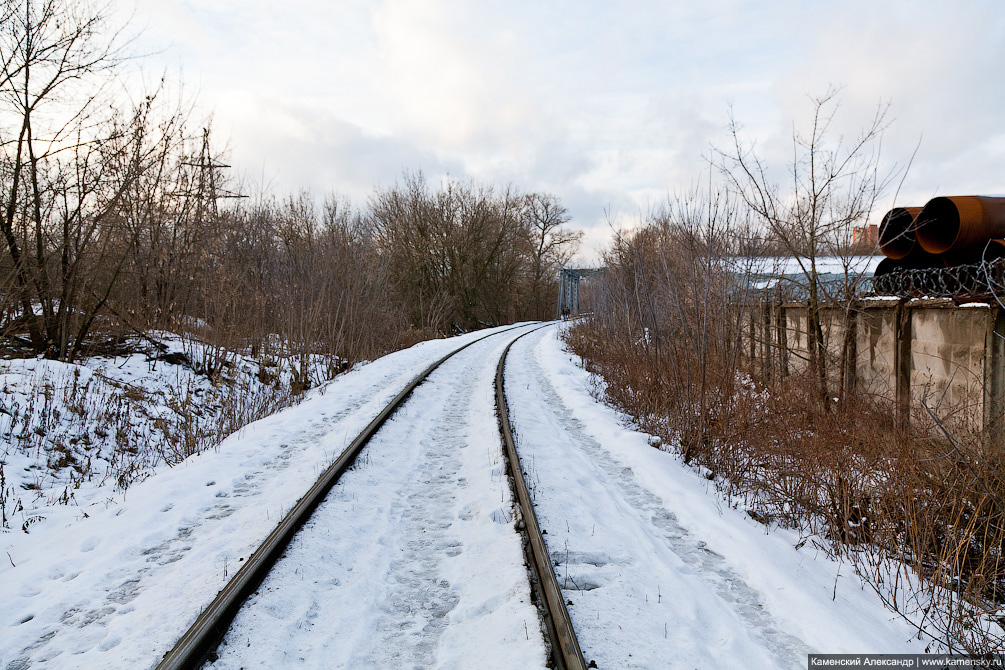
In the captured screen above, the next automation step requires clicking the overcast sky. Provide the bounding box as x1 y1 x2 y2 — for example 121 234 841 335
121 0 1005 262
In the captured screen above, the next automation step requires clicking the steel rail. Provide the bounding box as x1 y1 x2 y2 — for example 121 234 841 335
156 323 533 670
495 325 588 670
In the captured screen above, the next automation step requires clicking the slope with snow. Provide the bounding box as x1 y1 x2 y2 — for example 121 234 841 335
0 325 529 669
0 332 330 531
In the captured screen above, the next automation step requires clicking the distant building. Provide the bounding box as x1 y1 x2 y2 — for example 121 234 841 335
852 224 879 251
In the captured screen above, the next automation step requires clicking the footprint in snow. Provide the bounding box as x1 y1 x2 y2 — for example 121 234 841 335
489 507 512 524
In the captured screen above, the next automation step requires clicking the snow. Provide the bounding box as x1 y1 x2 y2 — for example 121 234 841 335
0 324 530 669
747 256 885 276
505 325 920 668
207 326 545 669
1 321 922 669
0 332 330 530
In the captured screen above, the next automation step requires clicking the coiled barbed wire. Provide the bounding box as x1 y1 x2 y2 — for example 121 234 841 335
872 258 1005 302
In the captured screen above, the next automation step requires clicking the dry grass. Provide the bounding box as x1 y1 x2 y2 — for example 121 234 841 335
569 318 1005 651
567 194 1005 651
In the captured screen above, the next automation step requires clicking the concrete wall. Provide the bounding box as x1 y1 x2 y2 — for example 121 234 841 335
909 305 988 431
855 304 898 402
745 298 1005 433
778 305 854 386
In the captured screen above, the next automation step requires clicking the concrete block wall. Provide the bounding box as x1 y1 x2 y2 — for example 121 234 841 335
909 305 988 431
855 304 898 402
745 298 1005 433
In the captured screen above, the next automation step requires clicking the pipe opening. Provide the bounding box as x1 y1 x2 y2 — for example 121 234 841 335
948 239 1005 267
878 208 917 259
916 197 960 254
983 240 1005 262
874 257 899 277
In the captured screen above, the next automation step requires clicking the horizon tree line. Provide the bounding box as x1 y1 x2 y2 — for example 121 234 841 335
0 0 582 372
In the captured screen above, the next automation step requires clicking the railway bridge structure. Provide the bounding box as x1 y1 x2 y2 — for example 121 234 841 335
556 267 603 319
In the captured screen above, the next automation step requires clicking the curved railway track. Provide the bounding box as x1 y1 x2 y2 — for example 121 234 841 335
496 333 587 670
156 322 584 670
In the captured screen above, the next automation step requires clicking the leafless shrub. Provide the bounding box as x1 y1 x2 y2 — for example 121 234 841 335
573 185 756 464
568 173 1005 651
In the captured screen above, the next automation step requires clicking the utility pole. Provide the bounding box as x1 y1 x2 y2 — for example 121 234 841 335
177 128 247 221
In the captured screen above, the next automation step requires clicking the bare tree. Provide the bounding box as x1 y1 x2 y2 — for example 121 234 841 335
522 192 582 318
717 89 894 404
581 186 754 463
370 173 572 332
0 0 171 360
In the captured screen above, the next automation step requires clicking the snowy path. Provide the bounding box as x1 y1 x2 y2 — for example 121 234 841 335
207 326 545 669
505 326 921 669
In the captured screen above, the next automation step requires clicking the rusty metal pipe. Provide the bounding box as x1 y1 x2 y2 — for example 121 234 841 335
916 196 1005 255
879 206 922 259
941 238 1005 267
874 257 900 276
873 247 945 277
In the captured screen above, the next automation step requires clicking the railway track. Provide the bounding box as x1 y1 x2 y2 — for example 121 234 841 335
156 323 585 670
496 333 587 670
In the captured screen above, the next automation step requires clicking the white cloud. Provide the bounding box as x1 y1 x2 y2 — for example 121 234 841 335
119 0 1005 256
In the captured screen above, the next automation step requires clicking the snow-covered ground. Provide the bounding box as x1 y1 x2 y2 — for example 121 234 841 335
0 325 528 669
208 324 545 669
1 322 922 669
0 333 329 532
506 326 920 668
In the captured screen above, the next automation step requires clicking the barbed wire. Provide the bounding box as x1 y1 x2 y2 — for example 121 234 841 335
871 258 1005 302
